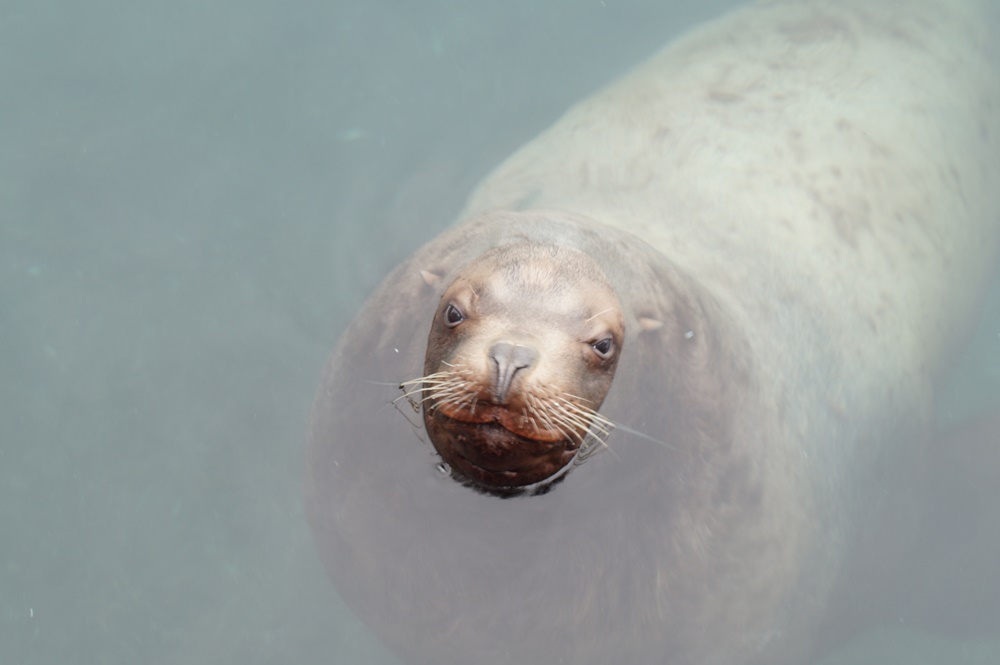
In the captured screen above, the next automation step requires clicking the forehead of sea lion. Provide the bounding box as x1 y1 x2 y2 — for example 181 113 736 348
439 242 623 342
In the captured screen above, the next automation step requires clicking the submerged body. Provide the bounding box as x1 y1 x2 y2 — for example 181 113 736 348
306 1 1000 664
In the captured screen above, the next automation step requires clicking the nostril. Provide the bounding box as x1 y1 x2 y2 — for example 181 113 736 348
488 342 539 404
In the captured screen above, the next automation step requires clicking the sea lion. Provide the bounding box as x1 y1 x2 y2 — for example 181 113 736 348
305 1 1000 664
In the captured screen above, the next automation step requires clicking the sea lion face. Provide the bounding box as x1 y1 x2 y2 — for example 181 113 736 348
417 242 623 492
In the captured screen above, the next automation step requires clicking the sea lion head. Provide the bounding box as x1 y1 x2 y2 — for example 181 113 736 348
413 241 624 493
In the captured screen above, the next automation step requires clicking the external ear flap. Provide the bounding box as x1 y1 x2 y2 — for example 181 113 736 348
638 315 664 332
420 269 443 289
353 257 444 365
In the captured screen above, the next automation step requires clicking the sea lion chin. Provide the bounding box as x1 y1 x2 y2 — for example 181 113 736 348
410 242 624 493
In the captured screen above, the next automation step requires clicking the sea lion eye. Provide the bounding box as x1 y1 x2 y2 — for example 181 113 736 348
444 303 465 328
591 336 614 359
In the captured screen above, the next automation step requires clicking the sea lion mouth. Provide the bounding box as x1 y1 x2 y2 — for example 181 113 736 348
428 411 580 489
435 402 569 443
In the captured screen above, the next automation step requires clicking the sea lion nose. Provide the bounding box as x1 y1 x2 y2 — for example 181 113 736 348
488 342 538 404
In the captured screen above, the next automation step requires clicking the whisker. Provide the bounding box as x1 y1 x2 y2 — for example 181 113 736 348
585 307 615 323
612 423 677 451
553 394 615 434
562 392 595 405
